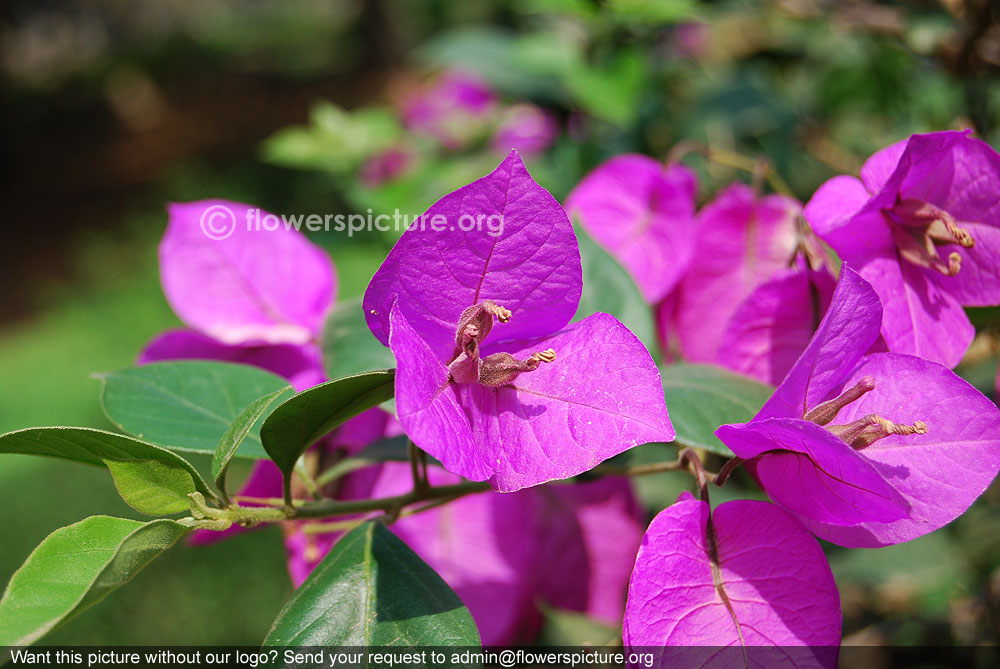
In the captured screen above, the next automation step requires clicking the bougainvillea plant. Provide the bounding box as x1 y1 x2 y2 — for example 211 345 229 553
2 131 999 665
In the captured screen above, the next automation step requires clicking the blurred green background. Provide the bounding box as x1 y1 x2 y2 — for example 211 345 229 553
2 0 999 651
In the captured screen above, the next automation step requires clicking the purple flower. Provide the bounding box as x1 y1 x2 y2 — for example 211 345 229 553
624 492 841 650
287 462 644 645
666 184 802 363
401 70 497 150
566 155 698 303
491 104 559 157
364 151 673 491
804 130 1000 368
716 267 1000 547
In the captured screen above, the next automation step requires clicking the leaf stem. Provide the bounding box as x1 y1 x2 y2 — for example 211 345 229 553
294 462 323 501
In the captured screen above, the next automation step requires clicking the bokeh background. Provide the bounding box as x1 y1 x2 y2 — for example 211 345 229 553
2 0 1000 654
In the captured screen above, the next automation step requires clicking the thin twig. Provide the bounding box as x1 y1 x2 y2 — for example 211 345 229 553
407 440 428 494
679 448 711 503
714 457 744 487
592 458 687 477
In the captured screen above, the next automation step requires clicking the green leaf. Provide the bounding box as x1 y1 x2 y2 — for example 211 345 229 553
212 387 290 490
98 361 293 459
0 516 189 646
261 370 395 484
262 102 402 174
605 0 696 24
660 364 774 456
0 427 214 499
264 521 479 646
573 226 656 351
321 298 397 381
563 49 645 125
104 459 197 515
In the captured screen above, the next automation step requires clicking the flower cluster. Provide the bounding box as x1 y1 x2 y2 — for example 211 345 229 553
141 129 1000 655
567 131 1000 653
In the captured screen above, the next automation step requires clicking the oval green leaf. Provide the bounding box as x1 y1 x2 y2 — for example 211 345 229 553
261 370 395 482
0 516 189 646
573 226 656 350
660 363 774 456
0 427 214 499
264 521 479 646
98 361 293 459
104 459 197 516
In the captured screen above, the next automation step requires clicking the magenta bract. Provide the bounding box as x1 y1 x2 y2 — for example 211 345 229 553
365 152 673 491
804 130 1000 367
149 200 338 543
669 184 801 363
716 267 1000 547
624 492 841 652
160 199 336 346
365 151 582 357
717 262 836 385
566 154 698 303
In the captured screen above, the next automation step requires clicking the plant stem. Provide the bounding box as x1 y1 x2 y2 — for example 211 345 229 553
215 446 721 529
292 481 492 519
407 440 428 494
314 457 379 487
